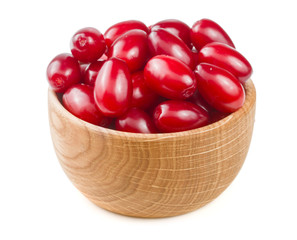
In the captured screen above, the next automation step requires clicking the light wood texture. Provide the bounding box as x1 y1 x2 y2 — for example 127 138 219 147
48 80 256 218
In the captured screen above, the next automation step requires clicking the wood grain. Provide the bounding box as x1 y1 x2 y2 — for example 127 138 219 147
48 80 256 218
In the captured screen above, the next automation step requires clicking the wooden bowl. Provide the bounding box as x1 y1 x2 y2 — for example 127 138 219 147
48 80 256 218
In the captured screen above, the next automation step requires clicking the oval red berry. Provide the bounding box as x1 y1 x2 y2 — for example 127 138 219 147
151 19 192 48
198 42 252 83
191 18 235 51
94 58 132 117
153 100 209 133
63 84 110 126
195 63 245 113
148 28 195 69
144 55 196 100
115 107 157 133
108 29 149 72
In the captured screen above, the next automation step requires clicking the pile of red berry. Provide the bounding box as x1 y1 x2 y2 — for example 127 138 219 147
47 19 252 133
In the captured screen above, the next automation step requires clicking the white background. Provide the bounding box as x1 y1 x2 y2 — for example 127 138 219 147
0 0 296 239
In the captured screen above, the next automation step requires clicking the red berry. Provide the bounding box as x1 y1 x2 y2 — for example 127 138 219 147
198 42 252 83
80 63 89 78
131 71 159 109
151 19 192 48
47 19 253 132
115 108 157 133
83 60 105 86
192 47 199 67
190 89 230 123
148 28 195 69
153 100 209 133
195 63 245 113
47 53 81 93
70 27 106 63
99 54 108 60
108 29 150 72
104 20 149 48
191 18 235 51
210 110 229 123
144 55 196 100
189 89 214 114
62 84 110 126
94 58 132 117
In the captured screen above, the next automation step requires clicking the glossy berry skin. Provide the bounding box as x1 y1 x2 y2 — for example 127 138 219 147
195 63 245 113
150 19 192 48
131 71 159 109
104 20 149 48
99 54 108 60
83 60 105 86
153 100 209 133
80 64 88 78
144 55 196 100
198 42 252 83
62 84 110 126
148 28 195 69
70 27 106 63
190 90 230 123
115 107 157 133
146 96 168 116
108 30 150 72
94 58 132 117
191 18 235 51
47 53 81 93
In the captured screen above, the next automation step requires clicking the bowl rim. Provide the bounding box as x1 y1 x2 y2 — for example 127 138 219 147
48 79 256 140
